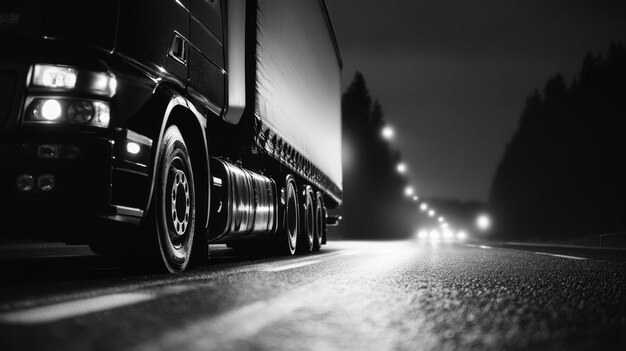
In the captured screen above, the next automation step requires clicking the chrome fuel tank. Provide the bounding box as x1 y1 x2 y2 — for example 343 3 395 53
209 158 278 242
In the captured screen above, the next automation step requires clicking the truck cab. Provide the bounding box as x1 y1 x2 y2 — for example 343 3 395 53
0 0 342 273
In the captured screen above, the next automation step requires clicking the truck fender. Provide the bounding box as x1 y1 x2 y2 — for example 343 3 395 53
144 88 211 230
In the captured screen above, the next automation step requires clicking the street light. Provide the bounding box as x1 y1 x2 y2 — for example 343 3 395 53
396 162 407 174
476 214 491 231
438 216 444 223
428 209 435 217
412 195 419 202
404 186 414 197
381 126 394 140
420 203 428 211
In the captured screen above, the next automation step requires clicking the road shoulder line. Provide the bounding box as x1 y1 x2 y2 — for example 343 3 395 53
494 241 626 252
0 292 154 325
260 260 322 272
534 252 586 260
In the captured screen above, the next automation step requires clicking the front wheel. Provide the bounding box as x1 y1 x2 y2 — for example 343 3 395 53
152 125 196 273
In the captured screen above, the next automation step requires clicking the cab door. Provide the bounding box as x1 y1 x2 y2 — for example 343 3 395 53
188 0 225 117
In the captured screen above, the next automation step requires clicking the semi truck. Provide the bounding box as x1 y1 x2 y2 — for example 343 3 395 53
0 0 343 272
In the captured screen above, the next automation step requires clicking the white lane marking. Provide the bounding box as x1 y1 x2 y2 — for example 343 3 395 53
260 259 322 272
334 250 359 256
534 252 586 260
0 292 154 325
133 244 413 351
255 250 358 273
498 241 626 252
133 290 307 351
0 249 357 325
460 244 492 250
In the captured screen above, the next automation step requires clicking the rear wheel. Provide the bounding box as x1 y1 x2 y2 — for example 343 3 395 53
278 177 299 255
297 185 315 254
313 193 324 251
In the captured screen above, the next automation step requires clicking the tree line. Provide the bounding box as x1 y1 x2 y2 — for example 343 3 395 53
340 72 414 239
490 43 626 240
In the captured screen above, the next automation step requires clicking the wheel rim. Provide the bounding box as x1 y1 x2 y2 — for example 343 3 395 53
306 197 314 248
315 202 323 248
163 153 193 262
286 183 298 253
168 160 190 246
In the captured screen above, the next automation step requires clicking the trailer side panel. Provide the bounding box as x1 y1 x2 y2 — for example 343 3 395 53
255 0 342 194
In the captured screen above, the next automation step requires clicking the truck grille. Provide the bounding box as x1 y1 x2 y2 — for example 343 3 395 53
0 70 18 129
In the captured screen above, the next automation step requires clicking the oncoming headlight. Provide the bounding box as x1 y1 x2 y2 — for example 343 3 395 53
25 98 110 128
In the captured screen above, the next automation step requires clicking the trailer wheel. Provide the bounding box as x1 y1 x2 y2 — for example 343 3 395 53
313 193 324 251
298 185 315 254
151 125 196 273
321 205 328 245
280 177 299 255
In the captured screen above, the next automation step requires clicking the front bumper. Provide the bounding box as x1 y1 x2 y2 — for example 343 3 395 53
0 128 152 243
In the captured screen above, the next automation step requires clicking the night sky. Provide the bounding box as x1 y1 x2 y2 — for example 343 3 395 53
326 0 626 201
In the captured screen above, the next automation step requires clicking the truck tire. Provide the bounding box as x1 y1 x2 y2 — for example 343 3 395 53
279 177 299 255
321 205 328 245
313 192 324 251
150 125 196 273
298 185 315 254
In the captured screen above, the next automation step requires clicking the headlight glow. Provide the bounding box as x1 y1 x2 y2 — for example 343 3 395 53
88 72 117 97
92 101 110 127
33 65 77 89
25 98 110 128
41 99 62 120
429 230 440 240
31 64 116 97
25 63 115 128
126 142 141 155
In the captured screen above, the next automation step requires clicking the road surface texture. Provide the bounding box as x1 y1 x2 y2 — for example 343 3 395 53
0 240 625 350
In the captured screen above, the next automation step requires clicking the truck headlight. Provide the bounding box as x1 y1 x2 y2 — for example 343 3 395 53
30 64 116 97
40 99 63 120
25 98 110 128
32 65 78 89
24 64 114 128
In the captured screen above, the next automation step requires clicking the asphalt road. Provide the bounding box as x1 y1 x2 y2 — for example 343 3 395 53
0 240 625 350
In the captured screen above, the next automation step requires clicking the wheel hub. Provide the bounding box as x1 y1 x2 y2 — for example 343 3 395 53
170 168 190 236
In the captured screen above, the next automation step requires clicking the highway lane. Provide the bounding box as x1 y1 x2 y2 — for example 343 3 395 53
0 240 625 350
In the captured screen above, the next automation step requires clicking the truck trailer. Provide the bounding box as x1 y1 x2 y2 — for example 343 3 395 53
0 0 343 272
